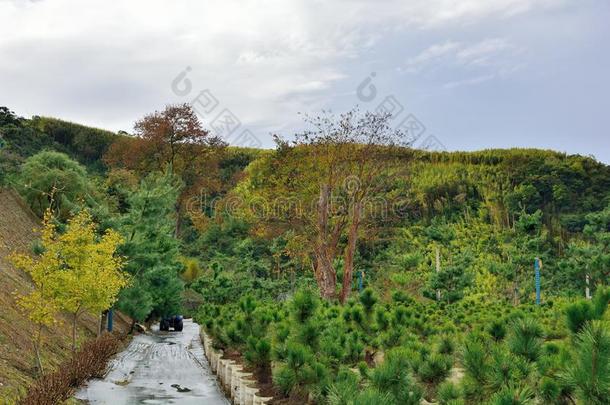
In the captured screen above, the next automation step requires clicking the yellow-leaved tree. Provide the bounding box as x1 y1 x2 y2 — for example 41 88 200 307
54 210 129 351
11 209 128 366
10 210 62 374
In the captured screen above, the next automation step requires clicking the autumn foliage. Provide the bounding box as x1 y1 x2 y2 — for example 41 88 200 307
11 209 128 364
104 103 226 235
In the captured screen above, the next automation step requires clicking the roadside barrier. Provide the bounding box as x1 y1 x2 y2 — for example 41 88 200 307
201 330 273 405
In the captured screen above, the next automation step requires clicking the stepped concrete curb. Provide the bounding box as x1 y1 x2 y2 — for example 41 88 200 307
201 330 273 405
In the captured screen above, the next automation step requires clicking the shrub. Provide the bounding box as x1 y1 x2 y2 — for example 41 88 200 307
592 286 610 319
487 384 534 405
507 318 543 362
359 288 378 314
417 353 452 384
353 388 394 405
20 333 123 405
244 336 272 383
565 321 610 404
286 341 310 371
487 348 531 391
462 335 489 382
437 335 455 355
273 365 297 397
538 376 561 404
461 375 485 403
326 368 359 405
488 319 507 342
375 307 390 331
437 381 462 405
370 348 421 404
565 301 595 334
297 320 321 349
291 289 319 323
391 290 414 305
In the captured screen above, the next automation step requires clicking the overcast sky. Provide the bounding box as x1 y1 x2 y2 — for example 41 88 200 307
1 0 609 162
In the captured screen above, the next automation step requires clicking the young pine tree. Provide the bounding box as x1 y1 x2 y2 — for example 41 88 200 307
116 172 184 325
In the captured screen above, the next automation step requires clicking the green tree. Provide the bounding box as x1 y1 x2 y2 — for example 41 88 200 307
565 321 610 404
116 172 184 324
16 150 90 219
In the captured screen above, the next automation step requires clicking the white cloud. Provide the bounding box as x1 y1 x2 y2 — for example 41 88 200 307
403 37 524 90
443 74 496 89
456 38 514 66
404 41 463 72
0 0 567 141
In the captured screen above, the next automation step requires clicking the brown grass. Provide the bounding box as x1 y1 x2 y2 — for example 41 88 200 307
19 333 125 405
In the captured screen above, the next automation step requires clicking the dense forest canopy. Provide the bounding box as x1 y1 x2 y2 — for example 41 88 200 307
1 105 609 404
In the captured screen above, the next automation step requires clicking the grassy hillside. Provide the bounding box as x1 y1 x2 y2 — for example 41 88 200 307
0 188 131 400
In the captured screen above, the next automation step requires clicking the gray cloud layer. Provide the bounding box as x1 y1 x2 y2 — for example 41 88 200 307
1 0 608 162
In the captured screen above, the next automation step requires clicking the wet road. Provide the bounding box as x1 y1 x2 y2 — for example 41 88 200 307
75 319 229 404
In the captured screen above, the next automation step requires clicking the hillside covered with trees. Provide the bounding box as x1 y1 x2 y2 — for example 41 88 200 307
1 105 609 404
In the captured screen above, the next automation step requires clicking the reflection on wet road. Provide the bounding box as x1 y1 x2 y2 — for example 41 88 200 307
75 319 228 404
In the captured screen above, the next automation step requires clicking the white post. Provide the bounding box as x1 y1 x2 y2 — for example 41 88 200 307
435 246 441 301
586 274 591 299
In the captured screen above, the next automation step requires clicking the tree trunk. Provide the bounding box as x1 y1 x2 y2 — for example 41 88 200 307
340 202 361 304
33 324 44 376
314 184 338 300
100 311 108 336
315 247 337 300
72 313 78 352
435 246 441 301
130 319 136 334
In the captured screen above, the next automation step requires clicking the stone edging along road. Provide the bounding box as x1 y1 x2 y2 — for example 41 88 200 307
201 330 273 405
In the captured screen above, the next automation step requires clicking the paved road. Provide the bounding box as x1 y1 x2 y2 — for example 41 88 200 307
75 319 229 404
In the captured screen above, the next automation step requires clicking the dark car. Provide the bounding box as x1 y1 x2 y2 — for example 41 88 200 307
160 315 184 332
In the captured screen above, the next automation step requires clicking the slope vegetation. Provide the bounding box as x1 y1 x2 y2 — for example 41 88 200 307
0 188 129 399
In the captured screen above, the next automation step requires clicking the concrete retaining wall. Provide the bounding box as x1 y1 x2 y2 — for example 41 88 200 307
201 331 273 405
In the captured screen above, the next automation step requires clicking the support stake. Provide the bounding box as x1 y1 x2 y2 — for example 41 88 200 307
534 258 541 305
435 246 441 301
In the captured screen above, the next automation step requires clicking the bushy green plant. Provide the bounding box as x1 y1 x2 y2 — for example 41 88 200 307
487 384 534 405
375 306 390 331
592 287 610 318
507 318 543 362
273 365 296 396
487 348 532 391
352 388 394 405
327 368 360 405
565 321 610 404
488 319 507 342
538 376 562 404
359 288 378 314
291 288 319 323
437 335 455 355
417 353 452 384
244 336 272 383
462 335 489 382
565 288 609 336
437 381 462 405
565 301 595 334
370 348 422 405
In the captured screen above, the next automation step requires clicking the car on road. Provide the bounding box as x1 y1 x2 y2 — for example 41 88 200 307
160 315 184 332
